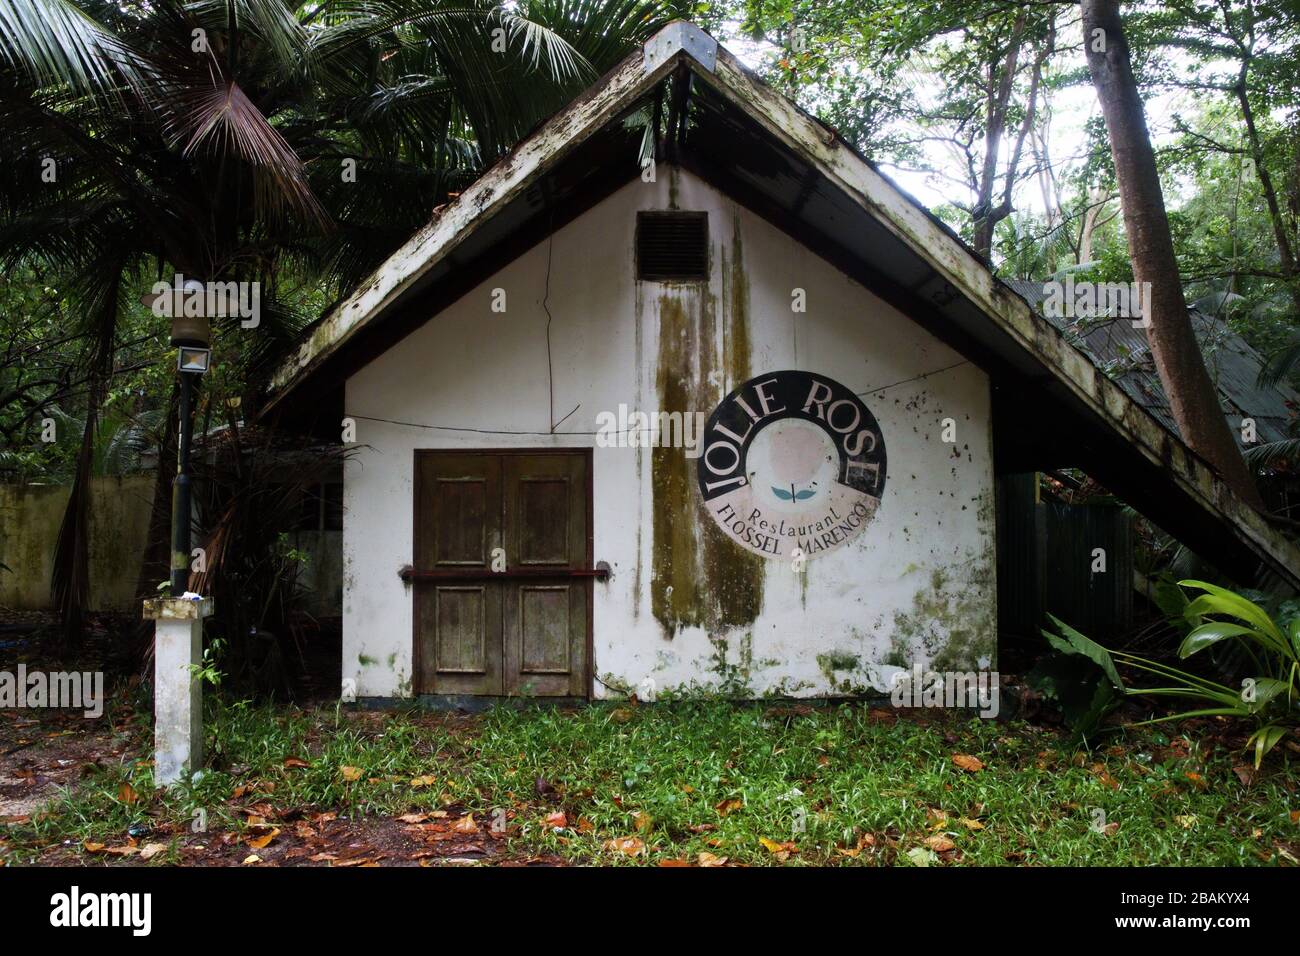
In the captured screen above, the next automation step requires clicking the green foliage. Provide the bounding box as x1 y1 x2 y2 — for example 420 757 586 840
1043 581 1300 768
5 697 1297 866
1028 616 1123 742
0 0 680 640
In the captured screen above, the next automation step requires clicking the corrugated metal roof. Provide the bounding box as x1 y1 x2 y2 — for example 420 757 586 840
1002 278 1300 446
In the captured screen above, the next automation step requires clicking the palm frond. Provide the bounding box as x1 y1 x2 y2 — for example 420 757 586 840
163 71 331 229
1245 437 1300 472
1258 337 1300 389
0 0 145 97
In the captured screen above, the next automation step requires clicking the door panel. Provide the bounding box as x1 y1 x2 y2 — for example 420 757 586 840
503 454 587 696
516 478 571 565
517 586 571 673
414 455 503 695
414 451 588 697
434 481 489 565
433 587 488 673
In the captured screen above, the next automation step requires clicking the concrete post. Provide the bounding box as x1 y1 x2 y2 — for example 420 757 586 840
143 597 212 786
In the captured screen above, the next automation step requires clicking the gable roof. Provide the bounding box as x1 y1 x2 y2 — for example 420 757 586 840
264 22 1300 590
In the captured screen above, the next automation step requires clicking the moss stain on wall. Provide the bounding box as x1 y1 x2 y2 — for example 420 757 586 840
650 217 764 641
632 281 645 620
884 517 997 673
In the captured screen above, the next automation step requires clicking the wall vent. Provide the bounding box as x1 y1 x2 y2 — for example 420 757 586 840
636 211 708 281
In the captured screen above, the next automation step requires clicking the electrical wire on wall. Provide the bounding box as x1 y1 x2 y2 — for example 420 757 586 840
542 198 557 433
345 359 974 438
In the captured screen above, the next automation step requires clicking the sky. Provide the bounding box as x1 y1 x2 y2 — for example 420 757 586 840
723 19 1219 220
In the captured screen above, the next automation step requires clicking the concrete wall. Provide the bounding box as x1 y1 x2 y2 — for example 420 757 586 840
343 167 997 699
0 477 345 617
0 475 155 611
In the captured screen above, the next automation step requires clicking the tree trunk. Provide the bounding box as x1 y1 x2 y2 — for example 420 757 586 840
971 16 1026 261
1077 187 1112 265
1234 69 1300 319
1081 0 1263 510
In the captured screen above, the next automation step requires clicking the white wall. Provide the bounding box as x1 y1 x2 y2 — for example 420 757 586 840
343 167 996 699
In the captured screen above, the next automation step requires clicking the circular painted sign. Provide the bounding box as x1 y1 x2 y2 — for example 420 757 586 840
696 370 887 560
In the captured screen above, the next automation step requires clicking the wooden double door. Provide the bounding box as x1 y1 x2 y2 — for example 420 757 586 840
413 450 590 697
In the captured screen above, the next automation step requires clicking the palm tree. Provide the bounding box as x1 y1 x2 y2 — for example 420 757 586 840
0 0 680 648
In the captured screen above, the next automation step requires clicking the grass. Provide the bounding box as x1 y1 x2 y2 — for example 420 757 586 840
3 698 1298 866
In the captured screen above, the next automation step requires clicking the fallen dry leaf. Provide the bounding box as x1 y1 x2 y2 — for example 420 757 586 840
544 811 567 830
283 757 309 769
759 836 798 861
410 775 437 789
453 814 479 834
241 854 262 866
340 766 363 782
714 797 744 816
139 843 167 861
697 851 727 867
924 834 956 852
118 782 139 805
604 835 645 857
952 754 983 773
246 827 280 850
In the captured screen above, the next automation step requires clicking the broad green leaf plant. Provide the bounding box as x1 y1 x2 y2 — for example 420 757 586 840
1046 580 1299 767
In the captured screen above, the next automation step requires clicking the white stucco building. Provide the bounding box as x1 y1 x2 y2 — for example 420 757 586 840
264 23 1300 704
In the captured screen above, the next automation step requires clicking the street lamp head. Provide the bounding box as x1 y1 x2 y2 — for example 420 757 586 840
170 313 211 348
177 346 211 374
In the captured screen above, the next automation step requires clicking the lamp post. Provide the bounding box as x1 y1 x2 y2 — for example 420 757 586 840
141 277 214 786
171 331 212 596
144 278 213 595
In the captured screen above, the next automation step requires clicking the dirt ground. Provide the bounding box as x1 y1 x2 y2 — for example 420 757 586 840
0 610 544 867
0 704 568 866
